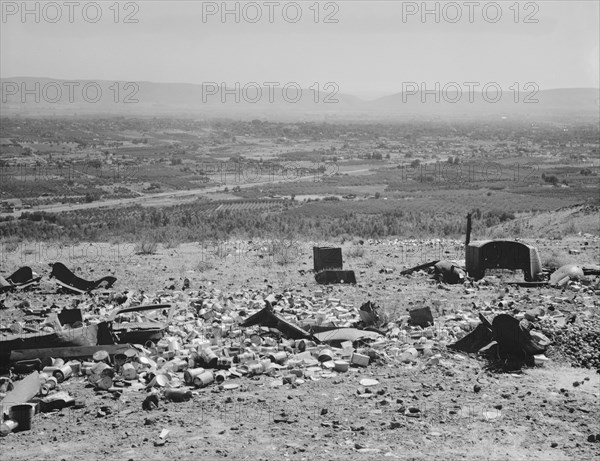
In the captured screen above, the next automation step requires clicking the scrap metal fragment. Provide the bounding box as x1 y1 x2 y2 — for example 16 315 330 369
49 262 116 292
241 306 311 340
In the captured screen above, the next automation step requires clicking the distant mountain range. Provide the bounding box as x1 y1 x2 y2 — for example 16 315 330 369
1 77 598 120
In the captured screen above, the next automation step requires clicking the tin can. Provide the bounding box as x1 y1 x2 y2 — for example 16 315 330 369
216 357 232 369
41 376 58 395
166 358 187 372
193 371 214 387
81 361 94 375
124 348 138 359
184 367 205 385
92 350 110 363
164 388 192 402
268 351 288 364
248 363 263 375
234 352 255 364
67 360 81 376
259 346 277 354
214 370 228 384
114 353 127 367
0 420 18 436
282 374 297 385
91 362 115 378
8 404 34 432
200 348 218 368
318 349 334 362
122 363 137 380
53 365 72 383
167 338 180 352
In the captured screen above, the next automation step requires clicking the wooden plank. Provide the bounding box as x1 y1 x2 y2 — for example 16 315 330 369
1 371 40 416
10 344 131 362
400 260 439 275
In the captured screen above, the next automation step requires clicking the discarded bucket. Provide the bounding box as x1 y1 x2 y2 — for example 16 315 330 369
334 360 349 372
9 404 35 432
193 371 214 387
318 349 334 362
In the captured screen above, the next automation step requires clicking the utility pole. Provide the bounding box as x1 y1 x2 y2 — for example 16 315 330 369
465 212 472 246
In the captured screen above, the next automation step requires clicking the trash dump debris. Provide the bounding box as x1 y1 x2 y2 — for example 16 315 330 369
466 240 543 282
0 255 598 442
432 261 466 285
0 267 41 294
49 262 117 293
313 247 357 285
550 264 585 287
448 312 552 369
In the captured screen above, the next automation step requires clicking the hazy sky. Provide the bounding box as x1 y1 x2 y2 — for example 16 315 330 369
1 1 599 99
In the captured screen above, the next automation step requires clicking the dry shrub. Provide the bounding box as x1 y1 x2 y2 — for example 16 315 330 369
542 248 576 270
347 245 365 258
135 239 158 255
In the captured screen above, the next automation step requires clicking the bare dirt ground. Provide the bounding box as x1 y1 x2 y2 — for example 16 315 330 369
1 237 599 460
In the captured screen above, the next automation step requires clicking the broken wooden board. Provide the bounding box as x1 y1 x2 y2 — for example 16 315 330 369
400 260 439 276
10 344 131 363
1 371 40 417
